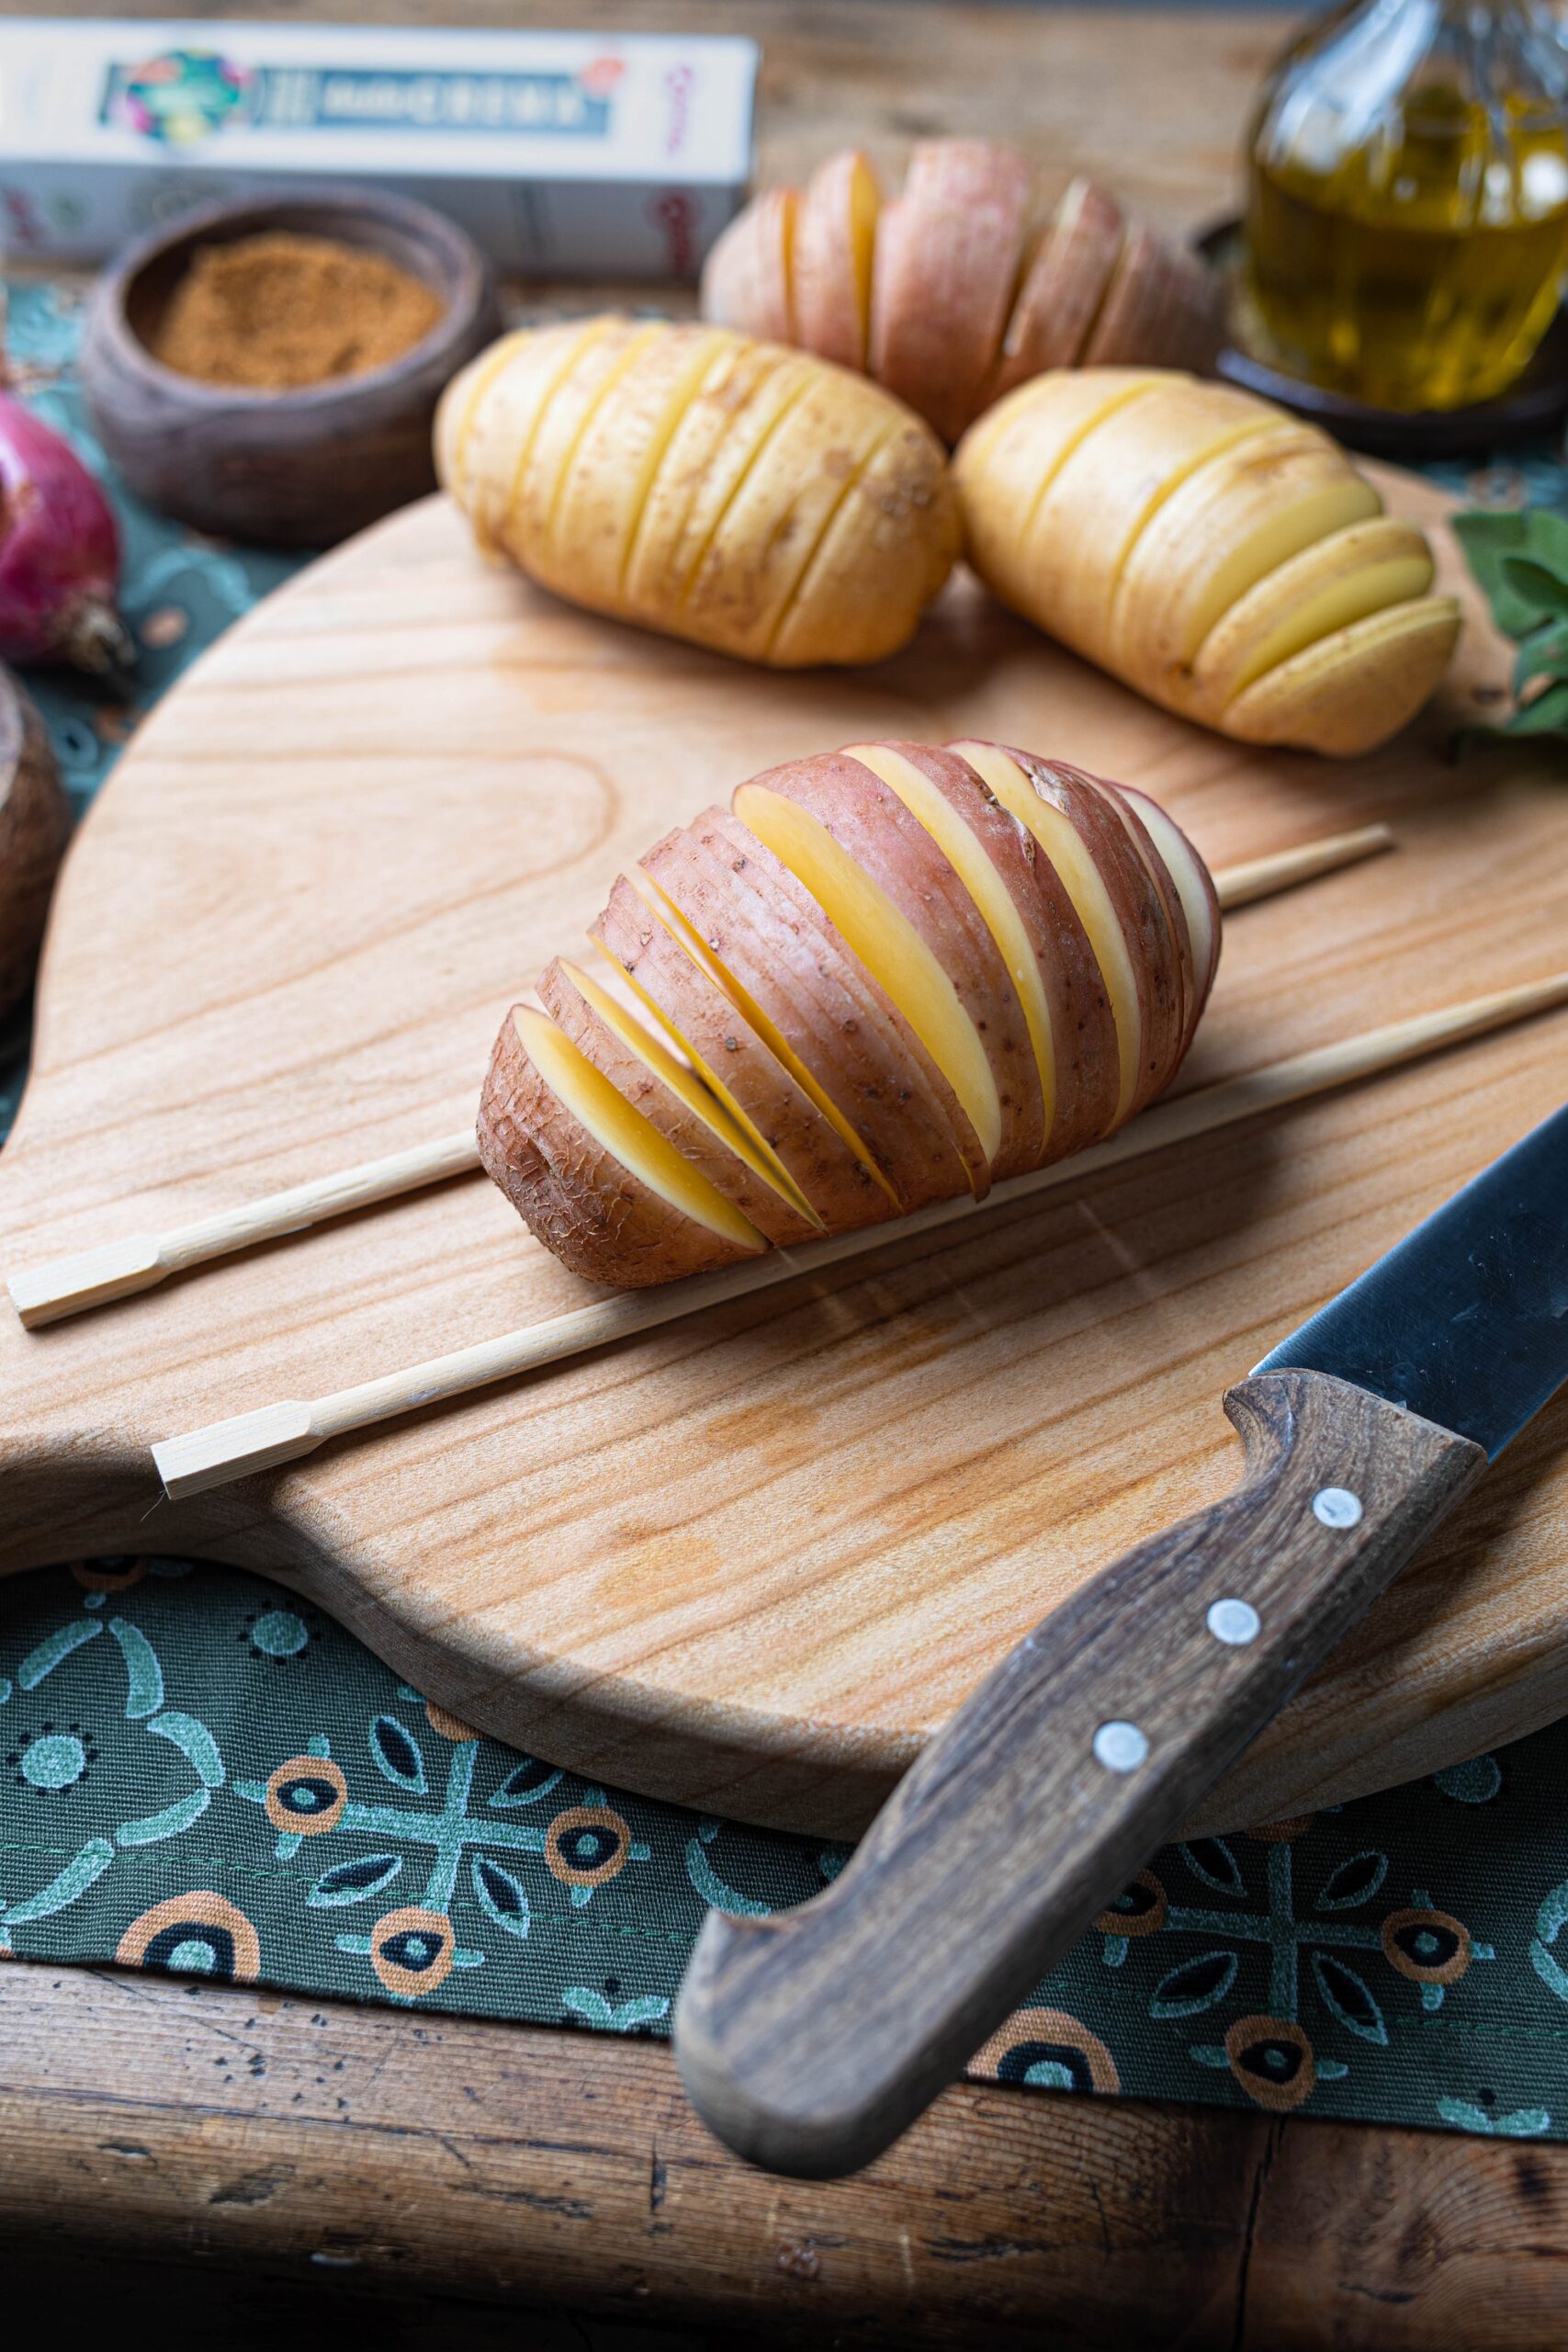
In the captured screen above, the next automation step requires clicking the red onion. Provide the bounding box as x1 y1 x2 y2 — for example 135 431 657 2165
0 391 130 674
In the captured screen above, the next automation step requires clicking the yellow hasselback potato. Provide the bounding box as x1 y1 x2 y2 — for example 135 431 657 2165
953 368 1461 756
435 315 961 669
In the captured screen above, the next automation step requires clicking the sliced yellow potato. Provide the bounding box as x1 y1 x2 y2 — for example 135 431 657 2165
953 368 1167 611
1190 518 1435 715
950 739 1142 1127
1022 379 1281 658
513 320 664 567
435 319 610 554
628 863 897 1207
1223 596 1462 756
1109 432 1382 690
682 371 897 659
550 327 733 611
845 741 1057 1137
560 957 821 1227
733 781 1003 1166
513 1003 764 1248
623 335 795 612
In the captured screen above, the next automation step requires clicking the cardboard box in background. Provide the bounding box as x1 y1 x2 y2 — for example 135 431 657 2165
0 19 758 276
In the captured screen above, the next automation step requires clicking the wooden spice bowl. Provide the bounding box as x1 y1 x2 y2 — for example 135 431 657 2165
82 188 503 548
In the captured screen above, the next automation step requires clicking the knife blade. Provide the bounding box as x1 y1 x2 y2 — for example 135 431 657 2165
1257 1102 1568 1457
675 1106 1568 2179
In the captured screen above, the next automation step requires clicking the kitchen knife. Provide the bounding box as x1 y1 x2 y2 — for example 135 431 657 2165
675 1104 1568 2178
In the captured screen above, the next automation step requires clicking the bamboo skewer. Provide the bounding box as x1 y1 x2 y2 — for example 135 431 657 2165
6 822 1392 1331
152 965 1568 1503
6 1130 481 1329
1209 820 1391 910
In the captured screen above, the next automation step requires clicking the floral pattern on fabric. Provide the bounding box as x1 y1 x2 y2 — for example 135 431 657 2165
0 1556 1565 2135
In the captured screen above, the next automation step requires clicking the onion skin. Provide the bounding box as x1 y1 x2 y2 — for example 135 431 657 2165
0 663 71 1017
0 394 131 674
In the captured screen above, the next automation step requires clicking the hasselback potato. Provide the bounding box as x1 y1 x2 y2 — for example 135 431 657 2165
701 142 1227 444
953 368 1461 756
435 316 960 669
479 739 1219 1286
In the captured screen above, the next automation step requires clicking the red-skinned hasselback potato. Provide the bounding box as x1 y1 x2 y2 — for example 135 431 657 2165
701 142 1228 444
478 741 1219 1288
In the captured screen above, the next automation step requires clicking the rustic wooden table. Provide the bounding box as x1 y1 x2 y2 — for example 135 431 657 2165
4 5 1566 2346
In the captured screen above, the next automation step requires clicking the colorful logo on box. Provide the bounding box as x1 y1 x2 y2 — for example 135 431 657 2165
103 51 621 142
108 51 254 147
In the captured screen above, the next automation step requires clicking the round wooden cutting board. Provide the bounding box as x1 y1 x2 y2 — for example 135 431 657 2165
1 472 1564 1838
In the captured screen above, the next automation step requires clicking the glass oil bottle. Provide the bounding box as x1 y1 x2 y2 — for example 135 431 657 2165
1246 0 1568 411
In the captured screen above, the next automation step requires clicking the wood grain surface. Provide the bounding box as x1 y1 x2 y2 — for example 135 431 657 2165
2 1961 1566 2349
0 467 1563 1838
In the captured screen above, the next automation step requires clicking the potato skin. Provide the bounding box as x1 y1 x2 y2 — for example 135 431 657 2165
953 370 1460 756
436 317 958 670
480 739 1222 1286
477 1006 761 1287
593 874 888 1235
536 959 818 1249
673 808 987 1209
746 750 1046 1179
700 142 1227 442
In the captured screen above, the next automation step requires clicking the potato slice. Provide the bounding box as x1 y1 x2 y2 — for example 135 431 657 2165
1117 785 1221 1039
739 752 1049 1178
647 809 984 1207
869 140 1037 443
952 741 1148 1131
633 836 898 1208
733 778 1008 1179
540 957 819 1246
992 176 1126 397
1021 376 1281 659
794 149 882 371
626 338 814 616
1081 224 1226 374
594 874 889 1231
953 367 1168 616
843 741 1060 1151
549 326 734 612
477 1003 765 1286
508 320 667 573
1108 430 1383 694
1077 775 1197 1073
435 319 611 554
1189 517 1436 716
682 367 935 663
699 185 800 343
765 413 964 666
1222 597 1463 755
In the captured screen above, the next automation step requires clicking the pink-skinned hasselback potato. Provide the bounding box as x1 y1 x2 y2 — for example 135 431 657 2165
478 739 1219 1287
701 141 1228 444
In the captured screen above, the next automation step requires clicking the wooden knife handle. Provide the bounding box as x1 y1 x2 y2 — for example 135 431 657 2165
674 1369 1485 2178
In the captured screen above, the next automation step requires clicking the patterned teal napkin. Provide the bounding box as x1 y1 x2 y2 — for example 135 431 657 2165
4 280 1566 2140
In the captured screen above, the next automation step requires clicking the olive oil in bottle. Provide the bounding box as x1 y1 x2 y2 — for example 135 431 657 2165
1246 0 1568 411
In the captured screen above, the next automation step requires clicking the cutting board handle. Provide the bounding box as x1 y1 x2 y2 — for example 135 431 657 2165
674 1368 1484 2178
